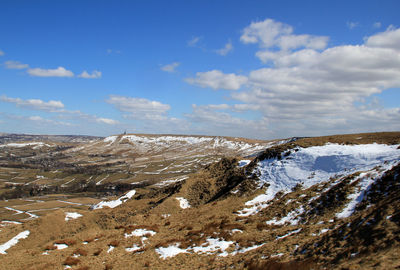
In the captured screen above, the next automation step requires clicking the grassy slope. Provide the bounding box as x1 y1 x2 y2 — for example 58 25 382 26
0 132 399 269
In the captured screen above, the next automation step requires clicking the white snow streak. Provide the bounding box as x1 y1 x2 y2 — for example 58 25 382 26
0 230 30 254
91 189 136 210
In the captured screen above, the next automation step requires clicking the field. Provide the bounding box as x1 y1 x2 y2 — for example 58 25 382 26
0 132 399 269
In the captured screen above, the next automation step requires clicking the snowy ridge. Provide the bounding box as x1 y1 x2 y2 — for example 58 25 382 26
0 142 52 148
239 143 400 216
100 134 270 156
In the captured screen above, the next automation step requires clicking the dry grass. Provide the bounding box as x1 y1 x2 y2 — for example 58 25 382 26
73 248 88 256
108 240 120 247
93 248 102 256
0 132 398 269
64 256 80 266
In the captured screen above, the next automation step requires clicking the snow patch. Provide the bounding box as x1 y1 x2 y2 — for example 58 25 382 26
65 212 83 221
125 244 142 252
238 160 251 167
104 135 118 145
0 142 51 148
176 197 190 209
276 228 302 240
91 189 136 210
124 229 156 238
155 243 188 259
55 243 68 250
239 143 400 216
0 230 30 254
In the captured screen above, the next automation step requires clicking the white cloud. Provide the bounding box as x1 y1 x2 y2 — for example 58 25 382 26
161 62 180 73
240 18 293 47
188 36 202 47
0 50 4 56
78 70 102 79
365 26 400 51
4 60 29 69
96 117 119 125
27 115 72 126
240 18 328 63
1 95 65 112
216 40 233 56
185 70 248 90
27 66 74 77
107 95 171 120
228 22 400 137
347 21 359 29
373 22 382 29
106 95 191 134
185 104 270 138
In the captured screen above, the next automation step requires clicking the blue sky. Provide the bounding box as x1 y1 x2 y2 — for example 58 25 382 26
1 0 399 139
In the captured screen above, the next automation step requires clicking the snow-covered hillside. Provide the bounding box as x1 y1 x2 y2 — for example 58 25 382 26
100 134 272 157
239 143 400 216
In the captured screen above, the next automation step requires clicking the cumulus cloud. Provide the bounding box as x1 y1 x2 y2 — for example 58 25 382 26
185 104 270 138
1 95 65 112
78 70 102 79
240 18 328 63
27 66 74 77
229 22 400 137
161 62 180 73
365 26 400 51
105 95 191 134
4 60 29 69
26 115 72 126
107 95 171 120
185 70 248 90
96 117 119 125
216 40 233 56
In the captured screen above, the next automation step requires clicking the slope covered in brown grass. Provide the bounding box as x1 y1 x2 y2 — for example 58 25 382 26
0 132 399 269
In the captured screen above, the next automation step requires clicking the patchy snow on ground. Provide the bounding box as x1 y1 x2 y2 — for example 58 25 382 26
192 238 234 257
104 135 118 146
176 197 191 209
336 164 394 219
125 244 142 252
154 176 189 187
91 189 136 210
0 142 51 148
124 229 156 238
230 243 265 255
155 243 188 259
102 134 269 156
155 236 270 259
238 160 251 167
65 212 83 221
55 243 68 250
276 228 302 240
266 206 305 226
1 220 22 226
238 143 400 216
0 230 30 254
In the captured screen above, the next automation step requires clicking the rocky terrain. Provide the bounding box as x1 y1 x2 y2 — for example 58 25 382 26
0 132 399 269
